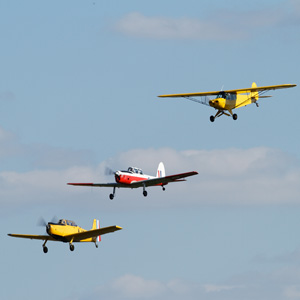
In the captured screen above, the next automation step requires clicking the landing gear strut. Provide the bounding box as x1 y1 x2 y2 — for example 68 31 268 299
142 184 148 197
42 240 48 253
109 187 116 200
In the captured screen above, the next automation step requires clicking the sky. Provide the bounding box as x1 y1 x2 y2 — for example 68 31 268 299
0 0 300 299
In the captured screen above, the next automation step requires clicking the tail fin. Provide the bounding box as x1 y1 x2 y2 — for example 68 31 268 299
92 219 101 242
250 82 259 101
157 162 166 178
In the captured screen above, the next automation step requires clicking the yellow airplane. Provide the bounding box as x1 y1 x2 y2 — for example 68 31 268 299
8 218 122 253
158 82 296 122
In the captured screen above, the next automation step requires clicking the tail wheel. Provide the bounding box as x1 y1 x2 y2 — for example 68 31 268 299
43 246 48 253
70 244 75 251
210 116 215 122
232 114 238 120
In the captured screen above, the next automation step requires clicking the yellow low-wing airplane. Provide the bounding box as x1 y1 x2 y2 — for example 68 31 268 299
158 82 296 122
8 218 122 253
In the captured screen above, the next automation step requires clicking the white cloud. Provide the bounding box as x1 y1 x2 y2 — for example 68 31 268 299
1 146 300 211
203 283 243 293
114 2 300 41
284 285 300 299
115 12 243 40
109 274 166 298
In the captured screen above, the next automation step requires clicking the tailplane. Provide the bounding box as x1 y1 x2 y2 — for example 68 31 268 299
157 162 166 178
92 219 101 242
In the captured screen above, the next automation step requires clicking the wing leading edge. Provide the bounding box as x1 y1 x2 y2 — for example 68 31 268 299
158 84 296 98
7 234 56 241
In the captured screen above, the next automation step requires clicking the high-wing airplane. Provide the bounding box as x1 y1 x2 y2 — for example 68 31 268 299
158 82 296 122
8 218 122 253
68 162 198 200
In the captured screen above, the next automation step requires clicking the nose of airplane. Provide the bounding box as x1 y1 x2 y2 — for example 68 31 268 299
209 99 219 106
46 224 51 235
115 171 121 182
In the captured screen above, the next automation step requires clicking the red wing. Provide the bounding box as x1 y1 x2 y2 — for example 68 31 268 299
136 171 198 187
67 171 198 189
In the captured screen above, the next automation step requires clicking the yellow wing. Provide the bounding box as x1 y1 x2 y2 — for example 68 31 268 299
158 84 296 98
8 234 56 241
63 225 122 242
227 84 296 95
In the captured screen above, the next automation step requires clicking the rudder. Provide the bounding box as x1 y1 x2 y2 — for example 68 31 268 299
157 162 166 178
92 219 101 242
250 82 259 101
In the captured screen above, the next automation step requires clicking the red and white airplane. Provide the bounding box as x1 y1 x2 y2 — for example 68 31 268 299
68 162 198 200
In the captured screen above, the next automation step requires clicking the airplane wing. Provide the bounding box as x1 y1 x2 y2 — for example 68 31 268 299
226 84 296 94
8 234 56 241
68 182 119 187
158 91 220 98
158 84 296 98
68 182 135 188
68 171 198 190
129 171 198 188
232 84 296 109
63 225 122 242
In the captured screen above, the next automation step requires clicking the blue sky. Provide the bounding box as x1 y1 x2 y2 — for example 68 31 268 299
1 1 300 299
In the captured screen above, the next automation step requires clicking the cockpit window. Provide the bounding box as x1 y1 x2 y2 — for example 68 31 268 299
216 92 237 100
128 167 143 174
58 219 66 225
226 93 237 100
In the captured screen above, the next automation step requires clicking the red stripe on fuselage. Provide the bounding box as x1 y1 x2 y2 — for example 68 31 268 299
116 173 163 185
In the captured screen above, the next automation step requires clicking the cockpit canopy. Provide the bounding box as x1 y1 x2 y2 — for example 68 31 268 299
127 167 143 175
57 219 77 226
216 92 237 101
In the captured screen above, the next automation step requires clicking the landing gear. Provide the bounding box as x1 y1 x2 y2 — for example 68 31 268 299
162 186 166 191
210 115 215 122
143 190 148 197
42 240 48 253
69 244 75 251
232 113 238 120
109 187 116 200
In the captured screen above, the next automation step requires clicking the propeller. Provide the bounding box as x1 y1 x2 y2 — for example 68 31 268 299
37 216 58 227
37 216 58 235
37 217 47 227
105 167 116 176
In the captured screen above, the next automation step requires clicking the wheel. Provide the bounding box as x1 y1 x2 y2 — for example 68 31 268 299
43 246 48 253
232 114 238 120
143 190 148 197
109 194 114 200
210 116 215 122
162 187 165 191
70 244 75 251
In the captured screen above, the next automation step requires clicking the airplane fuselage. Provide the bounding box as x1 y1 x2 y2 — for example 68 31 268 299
47 221 94 243
209 94 255 111
115 171 160 185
